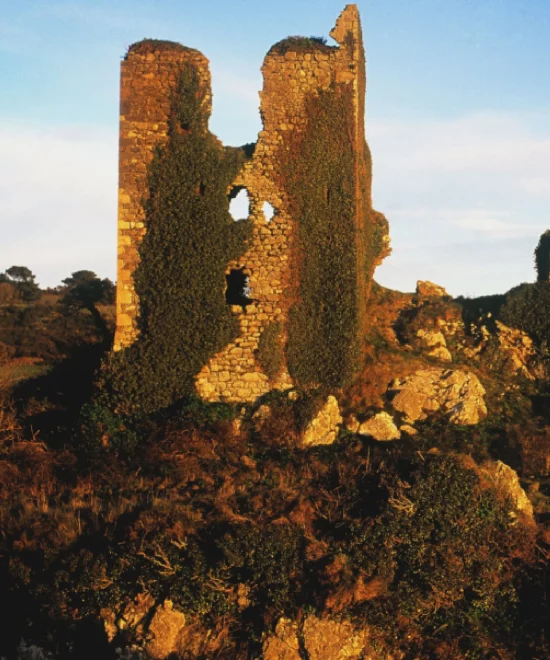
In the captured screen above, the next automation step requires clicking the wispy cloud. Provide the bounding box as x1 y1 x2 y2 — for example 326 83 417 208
370 111 550 295
0 122 117 287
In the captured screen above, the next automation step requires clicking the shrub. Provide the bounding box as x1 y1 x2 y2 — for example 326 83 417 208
501 282 550 349
535 230 550 282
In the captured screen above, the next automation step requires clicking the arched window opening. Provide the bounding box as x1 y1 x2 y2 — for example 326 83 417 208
263 201 275 222
225 268 253 308
228 187 250 222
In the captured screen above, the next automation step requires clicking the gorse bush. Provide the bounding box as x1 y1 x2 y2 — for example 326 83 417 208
101 64 252 415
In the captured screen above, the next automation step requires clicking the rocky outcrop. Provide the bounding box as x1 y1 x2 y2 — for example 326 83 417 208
348 411 401 441
464 319 541 380
263 616 393 660
263 618 301 660
388 368 487 425
416 328 452 362
302 616 369 659
416 280 449 298
100 592 155 643
302 396 342 447
482 460 535 522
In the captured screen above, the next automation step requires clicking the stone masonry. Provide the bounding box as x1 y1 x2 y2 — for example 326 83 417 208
114 5 387 402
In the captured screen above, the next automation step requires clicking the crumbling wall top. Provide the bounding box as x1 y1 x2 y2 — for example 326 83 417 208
330 4 361 46
125 39 203 60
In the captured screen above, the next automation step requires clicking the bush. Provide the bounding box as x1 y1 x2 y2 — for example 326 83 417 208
501 282 550 349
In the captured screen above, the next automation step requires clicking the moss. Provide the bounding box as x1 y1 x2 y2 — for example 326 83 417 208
101 64 251 415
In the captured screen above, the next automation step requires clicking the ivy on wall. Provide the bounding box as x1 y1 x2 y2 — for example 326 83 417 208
102 63 251 415
281 85 359 389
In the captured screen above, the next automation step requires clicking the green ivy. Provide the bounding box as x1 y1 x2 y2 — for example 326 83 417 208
101 63 252 415
256 322 284 381
281 86 361 389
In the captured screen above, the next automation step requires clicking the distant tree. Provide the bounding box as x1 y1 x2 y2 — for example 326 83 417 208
3 265 41 302
60 271 114 343
534 230 550 282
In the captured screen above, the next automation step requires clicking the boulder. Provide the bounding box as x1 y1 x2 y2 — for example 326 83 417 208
302 396 342 447
302 616 370 660
482 460 534 522
146 600 186 660
416 328 452 362
263 618 301 660
495 321 538 380
349 411 401 441
388 368 487 425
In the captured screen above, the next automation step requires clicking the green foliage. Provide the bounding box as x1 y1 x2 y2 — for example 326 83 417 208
60 271 114 309
0 415 542 658
2 265 40 302
268 36 331 55
78 402 139 458
219 523 303 613
125 39 192 59
256 322 283 381
455 293 507 327
282 86 359 389
102 64 251 415
535 230 550 282
501 282 550 349
327 454 533 655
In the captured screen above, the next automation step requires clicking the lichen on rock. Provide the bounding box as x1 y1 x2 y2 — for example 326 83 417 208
348 411 401 441
388 367 487 425
301 395 342 447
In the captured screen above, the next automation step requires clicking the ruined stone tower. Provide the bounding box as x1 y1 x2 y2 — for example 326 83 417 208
114 5 389 406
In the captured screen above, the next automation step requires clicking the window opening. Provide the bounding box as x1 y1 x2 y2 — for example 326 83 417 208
263 201 275 222
226 268 253 309
228 187 250 222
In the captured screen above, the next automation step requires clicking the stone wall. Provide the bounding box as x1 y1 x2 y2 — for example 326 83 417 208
196 5 373 401
114 5 387 403
114 42 211 351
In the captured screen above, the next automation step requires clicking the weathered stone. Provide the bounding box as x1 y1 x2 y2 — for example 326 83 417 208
349 411 401 441
388 368 487 425
146 600 186 660
263 617 301 660
416 280 448 298
302 615 369 660
494 321 538 379
302 396 342 447
482 460 535 522
416 328 452 362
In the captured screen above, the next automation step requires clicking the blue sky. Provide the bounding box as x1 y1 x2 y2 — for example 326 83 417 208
1 0 549 295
